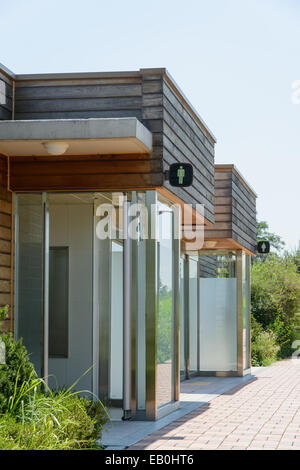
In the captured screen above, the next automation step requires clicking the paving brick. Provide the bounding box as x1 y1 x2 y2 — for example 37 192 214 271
128 360 300 451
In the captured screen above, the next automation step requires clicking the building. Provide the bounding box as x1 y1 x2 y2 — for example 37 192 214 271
0 64 257 420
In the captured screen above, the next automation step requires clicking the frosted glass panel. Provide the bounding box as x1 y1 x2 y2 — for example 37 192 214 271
243 254 250 369
110 242 123 399
200 278 237 371
180 258 185 376
137 237 146 409
189 258 198 372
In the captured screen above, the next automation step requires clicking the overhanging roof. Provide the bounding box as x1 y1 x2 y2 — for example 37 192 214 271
0 117 153 156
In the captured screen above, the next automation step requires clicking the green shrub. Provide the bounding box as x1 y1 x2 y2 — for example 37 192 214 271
0 330 108 449
0 334 36 415
251 255 300 360
157 284 173 364
0 382 108 450
251 329 280 366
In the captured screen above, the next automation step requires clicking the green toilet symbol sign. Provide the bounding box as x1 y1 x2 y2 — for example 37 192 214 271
257 241 270 254
168 163 193 187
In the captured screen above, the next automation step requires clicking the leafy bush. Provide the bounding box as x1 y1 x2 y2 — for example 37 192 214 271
251 329 280 366
0 334 36 415
0 374 108 450
251 254 300 361
157 284 173 364
0 325 108 449
0 391 107 450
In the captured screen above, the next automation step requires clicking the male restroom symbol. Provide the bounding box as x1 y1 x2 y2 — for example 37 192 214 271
177 166 185 185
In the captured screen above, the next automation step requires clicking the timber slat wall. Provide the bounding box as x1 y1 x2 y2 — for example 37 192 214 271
0 156 12 332
162 77 215 223
199 255 217 278
10 154 163 191
205 165 257 253
0 70 12 120
13 69 215 222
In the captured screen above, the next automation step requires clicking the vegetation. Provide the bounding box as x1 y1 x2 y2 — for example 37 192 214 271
0 385 107 450
0 307 108 450
251 222 300 366
157 283 173 364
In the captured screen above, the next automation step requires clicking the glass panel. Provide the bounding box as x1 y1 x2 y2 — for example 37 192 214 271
16 194 44 376
49 247 69 358
109 240 123 400
48 194 93 392
189 257 198 373
180 257 185 377
157 201 174 407
136 192 146 410
243 254 250 369
200 254 237 372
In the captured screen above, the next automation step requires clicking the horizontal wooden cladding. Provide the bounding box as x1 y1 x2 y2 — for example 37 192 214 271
0 153 12 319
15 109 144 120
0 73 13 120
10 154 164 191
0 107 11 120
205 167 256 253
161 78 215 224
15 77 142 88
15 96 143 114
163 148 214 208
199 255 217 278
15 77 143 119
16 84 142 100
163 78 215 149
12 70 217 225
163 79 215 158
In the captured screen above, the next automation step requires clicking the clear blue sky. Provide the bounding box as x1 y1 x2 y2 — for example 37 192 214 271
1 0 299 250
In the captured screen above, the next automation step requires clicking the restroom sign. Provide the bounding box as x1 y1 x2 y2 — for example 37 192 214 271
169 163 193 187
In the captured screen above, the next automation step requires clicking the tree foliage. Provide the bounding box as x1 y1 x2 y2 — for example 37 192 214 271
256 221 285 253
251 224 300 364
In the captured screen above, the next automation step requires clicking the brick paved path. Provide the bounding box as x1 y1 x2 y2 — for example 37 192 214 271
129 360 300 450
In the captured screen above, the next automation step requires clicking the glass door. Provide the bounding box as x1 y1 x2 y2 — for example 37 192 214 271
157 201 174 408
15 193 49 378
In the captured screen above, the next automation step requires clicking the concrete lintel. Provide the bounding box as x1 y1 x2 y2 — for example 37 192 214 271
0 117 153 156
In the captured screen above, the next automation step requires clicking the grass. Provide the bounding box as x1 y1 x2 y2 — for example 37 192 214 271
0 368 108 450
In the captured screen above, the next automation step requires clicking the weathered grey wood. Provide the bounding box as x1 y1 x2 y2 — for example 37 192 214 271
16 84 142 100
205 166 256 252
142 94 163 107
142 80 163 94
0 107 11 120
15 77 141 87
15 109 143 120
232 206 256 232
232 172 256 205
0 75 13 120
0 71 13 86
163 79 215 154
15 96 142 113
232 181 256 213
142 106 163 120
0 96 12 112
163 126 214 184
12 68 217 225
163 95 215 164
163 148 215 206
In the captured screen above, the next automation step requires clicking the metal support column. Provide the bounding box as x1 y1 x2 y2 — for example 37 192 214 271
145 191 158 420
123 195 132 419
173 211 180 402
42 193 49 385
236 250 244 376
